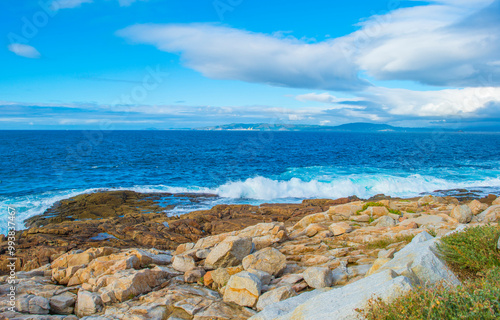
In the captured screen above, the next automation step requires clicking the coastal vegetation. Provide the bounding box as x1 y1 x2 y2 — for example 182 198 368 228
358 225 500 319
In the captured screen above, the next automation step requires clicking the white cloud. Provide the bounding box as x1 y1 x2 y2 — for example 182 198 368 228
351 0 500 86
296 93 364 104
8 44 41 58
118 0 500 90
366 86 500 117
300 87 500 118
118 24 367 91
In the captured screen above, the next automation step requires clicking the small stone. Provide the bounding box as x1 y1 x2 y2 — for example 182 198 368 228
350 214 370 222
418 195 437 206
76 290 103 317
375 216 396 227
195 248 211 260
212 266 244 288
328 222 353 236
223 271 262 308
451 205 473 223
172 255 196 272
203 271 214 287
174 242 195 255
16 295 50 315
361 206 389 217
50 292 76 315
305 224 326 237
468 200 483 215
242 247 287 276
184 267 206 283
205 236 253 269
303 267 333 289
328 202 364 218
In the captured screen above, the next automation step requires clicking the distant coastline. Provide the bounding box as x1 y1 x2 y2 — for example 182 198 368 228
192 122 500 133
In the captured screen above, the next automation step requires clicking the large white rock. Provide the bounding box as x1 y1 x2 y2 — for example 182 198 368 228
205 236 253 269
242 247 287 276
303 267 333 289
223 271 262 308
256 285 297 311
376 231 460 286
450 205 473 223
252 270 412 320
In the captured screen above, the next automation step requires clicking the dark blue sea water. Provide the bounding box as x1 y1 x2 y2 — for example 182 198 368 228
1 130 500 233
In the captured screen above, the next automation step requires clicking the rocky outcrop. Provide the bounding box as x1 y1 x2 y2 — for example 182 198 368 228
0 191 348 274
1 194 498 320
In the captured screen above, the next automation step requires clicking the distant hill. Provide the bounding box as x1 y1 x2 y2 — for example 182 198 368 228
194 122 461 132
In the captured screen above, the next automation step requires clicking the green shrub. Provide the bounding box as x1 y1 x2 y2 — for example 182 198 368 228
356 202 386 215
436 225 500 273
426 228 437 237
355 202 402 216
357 267 500 320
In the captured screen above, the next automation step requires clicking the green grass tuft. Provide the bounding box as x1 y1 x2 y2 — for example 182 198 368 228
363 234 416 250
436 225 500 273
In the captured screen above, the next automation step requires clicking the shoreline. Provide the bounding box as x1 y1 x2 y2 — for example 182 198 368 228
0 190 498 319
1 189 497 275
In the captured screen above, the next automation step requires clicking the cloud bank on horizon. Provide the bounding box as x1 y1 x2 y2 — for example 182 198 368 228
2 0 500 129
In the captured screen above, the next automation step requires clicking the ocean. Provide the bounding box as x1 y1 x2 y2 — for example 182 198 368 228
1 130 500 233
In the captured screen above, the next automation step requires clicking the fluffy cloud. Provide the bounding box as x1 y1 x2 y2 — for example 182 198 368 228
118 0 500 90
118 24 368 91
298 86 500 119
8 44 41 58
352 0 500 87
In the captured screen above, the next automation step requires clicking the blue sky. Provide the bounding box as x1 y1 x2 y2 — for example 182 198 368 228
1 0 500 129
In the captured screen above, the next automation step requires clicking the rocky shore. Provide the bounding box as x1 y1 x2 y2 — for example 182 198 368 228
1 191 499 319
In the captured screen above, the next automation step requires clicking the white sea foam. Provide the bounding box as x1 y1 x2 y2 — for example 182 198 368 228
216 175 500 200
1 174 499 234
